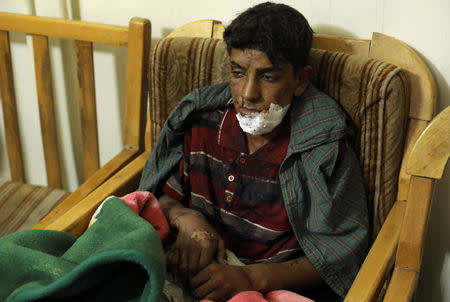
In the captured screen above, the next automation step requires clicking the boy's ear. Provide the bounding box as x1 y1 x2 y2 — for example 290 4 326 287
294 65 312 96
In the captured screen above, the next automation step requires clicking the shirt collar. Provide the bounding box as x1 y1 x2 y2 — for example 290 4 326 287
217 106 247 153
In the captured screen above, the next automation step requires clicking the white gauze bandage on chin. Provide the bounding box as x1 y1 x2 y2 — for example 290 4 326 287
236 103 290 135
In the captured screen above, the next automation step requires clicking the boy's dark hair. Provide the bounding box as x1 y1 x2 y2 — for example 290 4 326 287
223 2 313 72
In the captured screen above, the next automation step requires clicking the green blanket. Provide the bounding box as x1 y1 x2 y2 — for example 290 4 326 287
0 197 165 302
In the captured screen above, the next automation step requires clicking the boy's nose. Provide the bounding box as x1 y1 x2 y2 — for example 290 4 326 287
242 77 260 103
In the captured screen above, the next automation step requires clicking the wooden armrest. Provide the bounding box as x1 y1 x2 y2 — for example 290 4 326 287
36 150 150 236
34 147 141 230
381 107 450 301
383 176 434 302
345 200 406 302
383 267 418 302
407 106 449 179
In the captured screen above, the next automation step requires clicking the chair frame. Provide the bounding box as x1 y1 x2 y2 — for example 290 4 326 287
0 12 150 234
36 20 448 302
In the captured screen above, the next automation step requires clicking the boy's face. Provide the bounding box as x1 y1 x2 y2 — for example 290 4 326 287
229 48 309 117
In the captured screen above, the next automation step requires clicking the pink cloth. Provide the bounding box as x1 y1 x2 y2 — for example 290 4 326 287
265 290 315 302
200 290 314 302
119 191 170 241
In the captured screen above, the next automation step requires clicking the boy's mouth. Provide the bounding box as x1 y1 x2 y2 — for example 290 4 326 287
239 107 269 116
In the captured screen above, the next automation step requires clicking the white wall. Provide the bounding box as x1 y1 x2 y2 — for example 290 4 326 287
0 1 448 301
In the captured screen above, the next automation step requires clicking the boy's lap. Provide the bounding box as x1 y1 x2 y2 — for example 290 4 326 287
160 248 341 302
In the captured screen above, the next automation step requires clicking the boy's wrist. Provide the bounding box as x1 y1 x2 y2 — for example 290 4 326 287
168 206 204 228
245 263 271 292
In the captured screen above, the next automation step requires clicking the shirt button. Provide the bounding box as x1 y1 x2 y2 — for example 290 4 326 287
226 196 232 202
239 157 246 164
228 175 235 182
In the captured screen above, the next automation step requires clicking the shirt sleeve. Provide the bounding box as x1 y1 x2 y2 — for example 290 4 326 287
162 130 192 205
162 159 186 202
282 138 369 298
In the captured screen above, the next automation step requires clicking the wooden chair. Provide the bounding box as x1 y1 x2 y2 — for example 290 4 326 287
0 13 150 236
38 20 449 302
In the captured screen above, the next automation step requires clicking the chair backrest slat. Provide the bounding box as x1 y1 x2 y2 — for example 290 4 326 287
0 13 128 46
123 19 150 150
32 34 62 188
0 30 25 182
75 40 99 179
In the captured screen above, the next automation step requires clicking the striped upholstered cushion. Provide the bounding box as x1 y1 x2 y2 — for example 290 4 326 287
0 178 69 237
149 38 230 145
149 37 409 239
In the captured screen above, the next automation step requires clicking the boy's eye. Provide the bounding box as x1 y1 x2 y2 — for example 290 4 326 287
231 70 244 78
262 74 275 81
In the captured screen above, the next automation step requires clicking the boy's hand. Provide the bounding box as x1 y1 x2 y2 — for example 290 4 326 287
170 209 226 282
190 263 255 302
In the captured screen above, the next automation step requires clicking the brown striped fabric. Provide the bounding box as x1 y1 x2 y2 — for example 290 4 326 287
149 38 230 147
0 178 69 237
149 37 409 240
